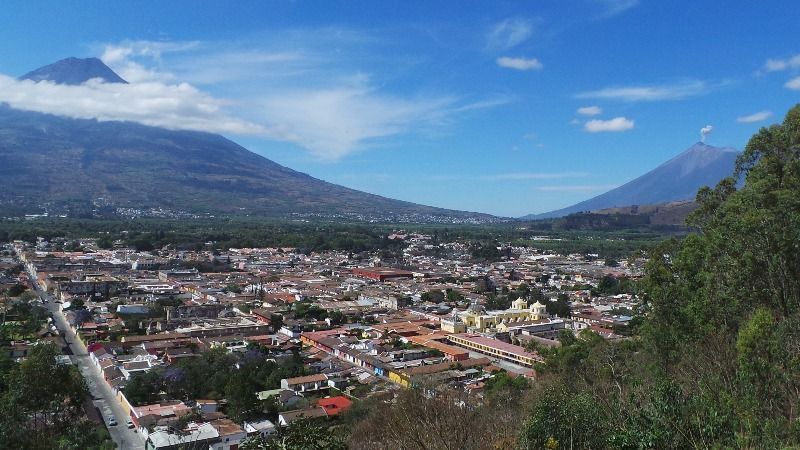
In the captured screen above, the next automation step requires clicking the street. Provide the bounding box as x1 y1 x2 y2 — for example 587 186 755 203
30 271 145 450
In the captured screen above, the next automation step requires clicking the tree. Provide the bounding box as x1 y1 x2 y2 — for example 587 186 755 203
6 284 27 297
270 313 284 331
225 371 260 423
485 294 511 310
327 310 346 326
445 289 464 303
0 343 110 448
519 387 609 450
19 290 38 303
96 235 114 249
123 371 163 406
421 290 445 304
241 419 346 450
594 275 620 295
546 294 571 318
225 283 243 294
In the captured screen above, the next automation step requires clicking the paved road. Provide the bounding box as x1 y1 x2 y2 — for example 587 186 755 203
29 272 145 450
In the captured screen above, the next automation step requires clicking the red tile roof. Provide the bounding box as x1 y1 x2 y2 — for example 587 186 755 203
317 396 353 415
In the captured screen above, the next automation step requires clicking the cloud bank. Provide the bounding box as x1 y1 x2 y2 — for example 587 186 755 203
0 75 265 135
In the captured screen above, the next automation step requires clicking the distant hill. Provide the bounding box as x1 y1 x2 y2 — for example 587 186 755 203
0 105 497 221
586 200 698 226
20 57 128 85
523 142 739 219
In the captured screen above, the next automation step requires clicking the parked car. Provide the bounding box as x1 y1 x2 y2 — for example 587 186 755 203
107 415 117 426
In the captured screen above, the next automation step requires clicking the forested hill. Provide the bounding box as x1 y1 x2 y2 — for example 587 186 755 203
345 105 800 449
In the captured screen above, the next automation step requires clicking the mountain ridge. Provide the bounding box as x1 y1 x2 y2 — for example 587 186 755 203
20 57 128 85
2 58 497 222
523 142 740 219
0 104 495 221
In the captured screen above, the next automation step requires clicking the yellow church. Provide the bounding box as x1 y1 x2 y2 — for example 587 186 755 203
441 298 548 333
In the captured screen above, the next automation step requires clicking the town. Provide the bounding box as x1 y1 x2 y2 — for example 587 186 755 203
0 230 641 449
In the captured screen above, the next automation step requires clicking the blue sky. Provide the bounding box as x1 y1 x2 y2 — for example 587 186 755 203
1 0 799 217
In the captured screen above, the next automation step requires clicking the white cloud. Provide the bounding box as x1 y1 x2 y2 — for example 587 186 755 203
449 96 513 113
487 18 535 50
255 87 458 160
764 54 800 72
584 116 635 132
101 40 201 63
594 0 639 18
537 184 619 192
576 80 710 102
737 110 773 123
101 41 201 83
577 105 602 116
0 75 265 135
785 76 800 90
496 56 542 71
9 36 509 161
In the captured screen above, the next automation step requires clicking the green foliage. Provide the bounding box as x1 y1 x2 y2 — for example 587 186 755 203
546 294 571 318
225 370 262 423
520 387 609 450
445 288 464 302
1 300 48 341
484 371 528 396
123 370 163 405
485 293 511 310
6 283 27 297
420 290 444 303
592 275 635 296
240 419 346 450
225 282 243 294
469 242 502 260
0 343 112 449
292 300 327 321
